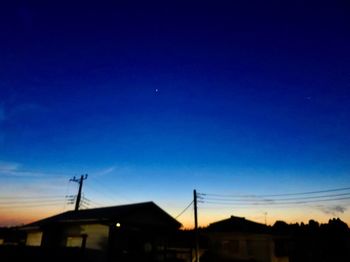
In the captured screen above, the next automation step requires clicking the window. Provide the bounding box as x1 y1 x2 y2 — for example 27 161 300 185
66 236 83 248
26 232 43 246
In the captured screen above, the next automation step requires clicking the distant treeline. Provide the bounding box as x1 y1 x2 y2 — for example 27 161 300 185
272 218 350 262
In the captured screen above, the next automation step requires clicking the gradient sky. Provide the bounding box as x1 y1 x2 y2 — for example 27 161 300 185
1 1 350 227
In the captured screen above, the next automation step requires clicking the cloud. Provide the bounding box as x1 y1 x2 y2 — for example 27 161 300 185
0 161 67 179
0 161 20 172
94 166 116 177
0 161 42 178
319 205 347 216
0 162 68 201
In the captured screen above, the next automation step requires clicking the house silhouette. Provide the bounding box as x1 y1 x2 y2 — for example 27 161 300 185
21 201 181 260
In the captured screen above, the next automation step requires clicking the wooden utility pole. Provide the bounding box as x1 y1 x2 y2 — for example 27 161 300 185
70 174 88 211
194 189 199 262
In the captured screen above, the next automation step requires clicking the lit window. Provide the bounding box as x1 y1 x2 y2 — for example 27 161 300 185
26 232 43 246
66 236 83 247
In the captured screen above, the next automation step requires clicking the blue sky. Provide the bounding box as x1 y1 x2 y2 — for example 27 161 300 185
0 1 350 227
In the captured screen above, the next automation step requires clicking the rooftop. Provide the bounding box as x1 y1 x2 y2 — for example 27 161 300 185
23 201 181 229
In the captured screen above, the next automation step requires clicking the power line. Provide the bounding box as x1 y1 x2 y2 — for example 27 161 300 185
198 186 350 208
175 200 194 219
84 184 119 205
202 192 350 202
82 197 104 207
62 177 73 212
202 196 350 206
200 186 350 198
90 176 133 203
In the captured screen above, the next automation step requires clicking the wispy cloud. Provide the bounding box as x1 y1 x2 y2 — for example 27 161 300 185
93 166 116 177
0 161 21 172
0 161 69 199
0 161 42 178
318 205 347 216
0 161 67 179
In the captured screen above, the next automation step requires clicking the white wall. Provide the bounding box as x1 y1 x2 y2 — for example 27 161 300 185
63 224 109 250
81 224 109 250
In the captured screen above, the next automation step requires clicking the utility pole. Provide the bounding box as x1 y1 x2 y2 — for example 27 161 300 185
70 174 88 211
194 189 199 262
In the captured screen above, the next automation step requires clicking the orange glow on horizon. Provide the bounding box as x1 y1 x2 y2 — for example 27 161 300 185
0 205 71 227
176 207 350 229
1 203 349 229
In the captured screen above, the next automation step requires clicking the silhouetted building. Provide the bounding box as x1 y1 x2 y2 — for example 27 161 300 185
21 202 181 261
0 227 25 246
203 216 289 262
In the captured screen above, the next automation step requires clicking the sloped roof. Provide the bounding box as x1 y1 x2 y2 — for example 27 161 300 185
23 202 181 229
207 215 269 234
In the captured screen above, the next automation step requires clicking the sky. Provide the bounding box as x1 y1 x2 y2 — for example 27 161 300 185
0 1 350 228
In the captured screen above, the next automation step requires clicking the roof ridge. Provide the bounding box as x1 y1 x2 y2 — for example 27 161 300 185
21 201 183 229
65 201 155 213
